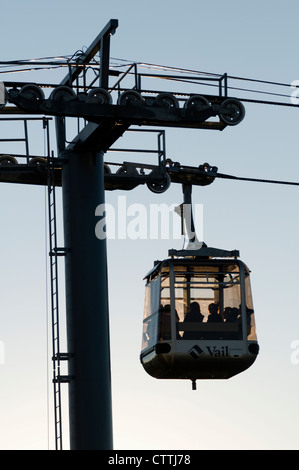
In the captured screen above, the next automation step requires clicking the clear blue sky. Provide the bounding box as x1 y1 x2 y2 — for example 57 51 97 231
0 0 298 450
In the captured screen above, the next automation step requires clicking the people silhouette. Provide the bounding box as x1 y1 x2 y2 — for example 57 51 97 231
207 303 222 322
183 302 204 339
159 304 171 340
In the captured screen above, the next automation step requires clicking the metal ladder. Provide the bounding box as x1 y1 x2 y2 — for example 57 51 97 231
47 155 69 450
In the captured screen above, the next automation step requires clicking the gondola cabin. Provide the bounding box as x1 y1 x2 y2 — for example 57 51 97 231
140 246 259 388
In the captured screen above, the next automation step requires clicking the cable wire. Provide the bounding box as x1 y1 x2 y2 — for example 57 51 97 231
215 172 299 186
0 54 297 106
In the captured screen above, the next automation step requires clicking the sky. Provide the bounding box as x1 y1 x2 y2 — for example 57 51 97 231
0 0 298 450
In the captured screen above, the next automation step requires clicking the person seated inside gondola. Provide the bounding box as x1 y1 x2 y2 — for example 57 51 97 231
223 306 232 322
226 307 239 323
204 303 223 339
183 302 204 339
159 304 171 340
246 306 254 336
224 306 241 339
207 303 223 322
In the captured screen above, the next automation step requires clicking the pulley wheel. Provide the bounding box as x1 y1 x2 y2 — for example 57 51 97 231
0 156 18 165
87 88 112 105
184 95 210 111
147 171 171 193
50 86 76 101
155 93 179 109
104 163 111 174
116 164 139 175
219 99 245 125
29 157 47 167
19 84 45 101
117 90 144 106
